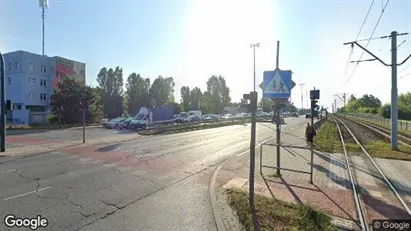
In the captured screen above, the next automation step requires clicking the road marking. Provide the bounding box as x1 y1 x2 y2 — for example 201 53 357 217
89 160 103 164
80 158 92 162
0 169 16 175
4 187 51 201
103 163 118 168
68 155 79 159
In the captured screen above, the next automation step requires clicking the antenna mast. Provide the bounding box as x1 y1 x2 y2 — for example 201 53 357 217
39 0 49 56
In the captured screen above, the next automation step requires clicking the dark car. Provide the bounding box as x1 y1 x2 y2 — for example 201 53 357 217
291 112 298 117
305 113 311 119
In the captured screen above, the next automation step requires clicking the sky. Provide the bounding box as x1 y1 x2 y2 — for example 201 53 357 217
1 0 410 111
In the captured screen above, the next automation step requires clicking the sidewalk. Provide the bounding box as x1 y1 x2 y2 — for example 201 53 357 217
214 124 359 230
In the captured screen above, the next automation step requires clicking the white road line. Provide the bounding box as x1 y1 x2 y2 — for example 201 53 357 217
4 187 51 201
103 163 118 168
0 169 16 175
80 158 92 162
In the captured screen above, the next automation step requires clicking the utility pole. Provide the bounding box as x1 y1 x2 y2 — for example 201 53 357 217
343 93 347 108
250 43 260 92
344 31 411 150
0 53 5 152
305 90 308 110
299 83 305 112
249 43 261 231
334 99 337 113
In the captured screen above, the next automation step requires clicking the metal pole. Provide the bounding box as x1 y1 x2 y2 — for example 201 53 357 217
276 41 280 69
306 90 308 110
391 31 398 150
42 5 45 56
253 46 256 92
276 109 281 176
275 41 281 176
249 91 260 231
334 99 337 113
82 109 86 143
0 53 5 152
311 87 315 127
310 148 313 184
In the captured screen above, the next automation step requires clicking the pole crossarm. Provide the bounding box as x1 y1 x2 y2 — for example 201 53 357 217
398 54 411 66
350 58 377 63
343 41 389 66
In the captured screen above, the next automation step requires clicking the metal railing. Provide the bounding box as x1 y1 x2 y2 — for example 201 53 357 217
340 113 411 132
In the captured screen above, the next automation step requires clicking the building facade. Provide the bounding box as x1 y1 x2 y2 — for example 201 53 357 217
3 50 86 125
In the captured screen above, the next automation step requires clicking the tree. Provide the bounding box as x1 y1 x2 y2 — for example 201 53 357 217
201 91 214 114
285 102 297 113
358 94 381 108
259 98 273 112
50 78 101 124
149 76 175 106
125 73 151 116
97 67 124 119
180 86 190 112
205 75 231 114
169 102 183 114
189 87 202 110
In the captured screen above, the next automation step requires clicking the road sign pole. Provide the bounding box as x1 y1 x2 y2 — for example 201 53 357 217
276 107 281 176
249 91 260 231
0 53 5 152
82 108 86 143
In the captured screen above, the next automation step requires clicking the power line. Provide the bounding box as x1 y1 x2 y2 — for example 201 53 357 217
397 40 407 48
344 0 390 87
341 0 375 82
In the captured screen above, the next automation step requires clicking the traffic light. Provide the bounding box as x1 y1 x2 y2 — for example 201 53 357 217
241 92 258 112
6 100 12 111
311 100 319 110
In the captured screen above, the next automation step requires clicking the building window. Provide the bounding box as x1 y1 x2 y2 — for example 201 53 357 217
8 78 11 85
40 93 48 100
14 62 19 70
29 92 35 99
50 67 54 73
29 78 36 85
44 80 48 86
7 63 11 71
41 66 47 73
28 63 35 71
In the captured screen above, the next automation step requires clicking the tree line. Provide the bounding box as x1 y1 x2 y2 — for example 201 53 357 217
340 92 411 120
49 66 235 124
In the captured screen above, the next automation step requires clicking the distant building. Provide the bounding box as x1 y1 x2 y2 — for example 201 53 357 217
2 50 86 125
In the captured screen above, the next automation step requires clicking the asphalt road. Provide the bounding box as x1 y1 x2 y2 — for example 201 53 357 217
0 117 308 231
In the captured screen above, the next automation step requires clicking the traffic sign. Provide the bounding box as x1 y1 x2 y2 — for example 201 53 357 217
260 79 296 90
263 70 292 98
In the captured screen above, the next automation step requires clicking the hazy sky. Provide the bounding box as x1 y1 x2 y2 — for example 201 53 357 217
1 0 410 110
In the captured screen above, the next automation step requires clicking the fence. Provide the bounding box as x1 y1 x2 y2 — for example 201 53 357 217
341 113 411 132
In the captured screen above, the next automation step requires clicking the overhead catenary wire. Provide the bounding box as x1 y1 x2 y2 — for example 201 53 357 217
344 0 391 87
341 0 376 82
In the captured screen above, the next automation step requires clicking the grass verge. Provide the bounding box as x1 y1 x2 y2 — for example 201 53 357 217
138 120 286 135
226 188 336 231
313 119 343 153
364 141 411 161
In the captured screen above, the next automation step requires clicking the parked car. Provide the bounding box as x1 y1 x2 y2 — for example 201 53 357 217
291 112 299 117
305 113 311 119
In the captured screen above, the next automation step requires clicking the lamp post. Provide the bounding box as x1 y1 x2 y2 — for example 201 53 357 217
250 43 260 92
299 83 305 112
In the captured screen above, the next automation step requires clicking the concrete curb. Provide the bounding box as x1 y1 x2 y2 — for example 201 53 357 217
209 121 308 231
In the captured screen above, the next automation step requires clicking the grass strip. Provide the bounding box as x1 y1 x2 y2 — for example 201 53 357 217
226 188 336 231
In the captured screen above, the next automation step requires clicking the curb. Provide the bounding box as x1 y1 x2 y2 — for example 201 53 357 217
209 121 308 231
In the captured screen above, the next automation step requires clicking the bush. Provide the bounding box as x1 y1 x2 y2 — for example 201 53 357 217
47 114 59 124
370 108 378 114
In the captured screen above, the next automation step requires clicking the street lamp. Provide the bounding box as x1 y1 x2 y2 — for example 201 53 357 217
299 83 305 112
250 43 260 92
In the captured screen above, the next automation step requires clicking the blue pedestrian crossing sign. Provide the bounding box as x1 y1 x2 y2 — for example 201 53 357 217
263 70 292 99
